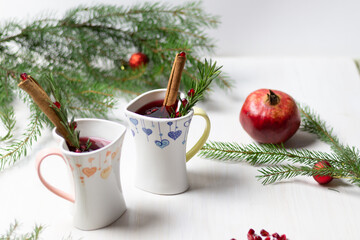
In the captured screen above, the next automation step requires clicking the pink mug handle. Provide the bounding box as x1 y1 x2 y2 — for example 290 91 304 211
36 148 75 203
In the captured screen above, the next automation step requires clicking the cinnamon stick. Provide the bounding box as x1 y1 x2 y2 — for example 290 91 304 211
163 52 186 108
18 75 73 147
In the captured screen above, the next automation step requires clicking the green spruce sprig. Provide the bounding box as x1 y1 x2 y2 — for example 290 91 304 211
199 104 360 186
178 59 222 116
0 102 44 170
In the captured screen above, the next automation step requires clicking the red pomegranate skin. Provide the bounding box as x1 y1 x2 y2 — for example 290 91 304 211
240 89 301 144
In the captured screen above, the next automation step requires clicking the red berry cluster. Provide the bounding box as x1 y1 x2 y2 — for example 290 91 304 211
247 229 287 240
20 73 28 81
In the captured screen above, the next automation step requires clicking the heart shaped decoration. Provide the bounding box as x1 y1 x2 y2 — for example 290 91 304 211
82 167 97 178
130 118 138 126
101 166 112 179
142 127 153 136
168 130 182 140
111 151 117 160
155 139 169 148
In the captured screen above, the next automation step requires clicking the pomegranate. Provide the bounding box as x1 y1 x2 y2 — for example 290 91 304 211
240 89 300 144
313 160 333 184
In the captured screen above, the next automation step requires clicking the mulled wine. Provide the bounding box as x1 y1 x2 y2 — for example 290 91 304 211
70 137 110 153
135 99 177 118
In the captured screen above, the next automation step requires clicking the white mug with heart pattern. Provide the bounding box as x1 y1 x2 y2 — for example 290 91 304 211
125 89 211 195
35 118 127 230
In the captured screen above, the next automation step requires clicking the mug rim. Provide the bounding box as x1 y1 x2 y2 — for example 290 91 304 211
125 88 194 121
52 118 126 156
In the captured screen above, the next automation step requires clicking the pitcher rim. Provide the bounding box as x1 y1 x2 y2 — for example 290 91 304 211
124 88 194 121
52 118 126 156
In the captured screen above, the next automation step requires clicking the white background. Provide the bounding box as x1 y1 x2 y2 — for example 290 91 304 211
1 0 360 57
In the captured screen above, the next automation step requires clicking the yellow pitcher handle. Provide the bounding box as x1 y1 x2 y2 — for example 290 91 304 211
186 107 211 162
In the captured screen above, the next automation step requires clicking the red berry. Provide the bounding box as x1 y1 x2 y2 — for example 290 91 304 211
178 51 186 57
279 234 286 240
187 88 195 97
20 73 28 81
181 98 188 107
53 101 61 109
313 160 333 184
70 121 77 130
248 229 255 235
254 235 262 240
260 229 269 237
272 233 280 238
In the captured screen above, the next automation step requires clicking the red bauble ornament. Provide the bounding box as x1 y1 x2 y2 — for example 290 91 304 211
240 89 300 144
313 160 333 184
129 52 149 69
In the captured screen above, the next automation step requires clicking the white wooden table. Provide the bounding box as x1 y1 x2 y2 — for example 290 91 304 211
1 57 359 239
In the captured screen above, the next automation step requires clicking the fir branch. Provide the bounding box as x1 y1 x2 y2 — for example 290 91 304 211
0 107 16 141
0 104 44 170
200 141 341 167
299 104 360 172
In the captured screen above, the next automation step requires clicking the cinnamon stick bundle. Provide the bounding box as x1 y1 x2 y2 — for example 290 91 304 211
18 75 73 147
163 52 186 108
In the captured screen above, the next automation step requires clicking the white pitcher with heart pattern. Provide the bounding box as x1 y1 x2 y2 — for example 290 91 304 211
125 89 211 195
35 118 127 230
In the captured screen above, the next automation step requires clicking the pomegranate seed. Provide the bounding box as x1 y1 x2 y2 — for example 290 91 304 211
53 101 61 109
175 112 180 118
260 229 269 237
75 149 81 153
264 238 270 240
279 234 286 240
20 73 28 80
272 233 280 239
247 234 255 240
178 51 186 57
187 88 195 97
254 235 262 240
248 229 255 235
145 108 158 115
